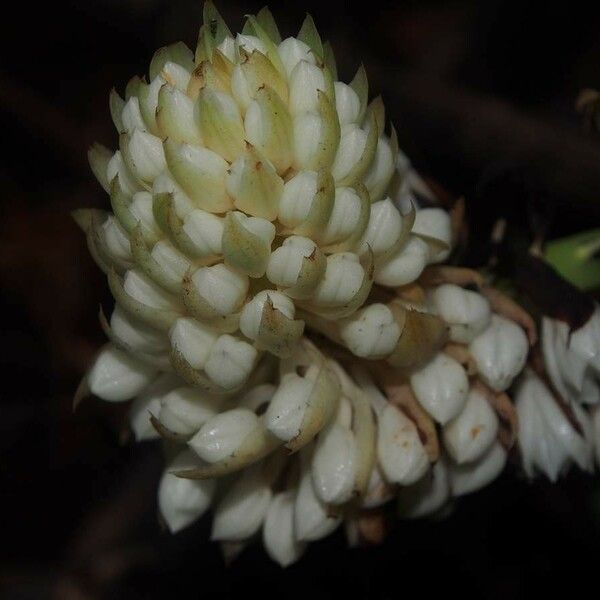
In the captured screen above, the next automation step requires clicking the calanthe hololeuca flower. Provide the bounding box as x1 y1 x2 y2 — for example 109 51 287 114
73 2 600 567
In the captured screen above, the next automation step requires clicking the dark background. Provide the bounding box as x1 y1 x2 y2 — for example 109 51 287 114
1 1 599 598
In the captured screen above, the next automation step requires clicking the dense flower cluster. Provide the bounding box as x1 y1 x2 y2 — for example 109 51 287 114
75 3 600 566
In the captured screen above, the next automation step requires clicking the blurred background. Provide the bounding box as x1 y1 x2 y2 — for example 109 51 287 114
1 1 599 597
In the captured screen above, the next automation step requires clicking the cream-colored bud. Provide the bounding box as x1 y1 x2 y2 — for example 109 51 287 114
431 284 491 344
449 442 507 496
159 387 221 436
331 124 367 182
106 150 140 196
364 137 395 202
443 388 499 464
278 171 317 228
236 33 267 55
377 403 429 485
121 96 146 134
294 459 342 541
130 192 162 239
195 89 245 163
313 253 365 306
87 343 156 402
334 81 360 126
358 198 403 256
182 209 224 257
110 305 168 354
190 264 249 315
410 353 469 424
311 421 357 504
158 450 216 533
278 37 315 77
204 335 257 389
374 235 429 287
265 372 314 441
263 491 305 568
212 464 272 541
123 270 179 310
289 60 326 115
266 235 321 291
469 315 528 392
169 317 218 369
240 290 295 340
163 140 231 213
102 216 131 262
123 129 166 182
340 303 400 359
292 112 323 169
222 212 276 277
412 207 452 263
322 187 362 245
189 407 259 463
150 240 191 283
397 459 450 518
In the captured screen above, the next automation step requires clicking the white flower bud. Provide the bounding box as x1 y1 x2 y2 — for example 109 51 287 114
150 240 191 282
322 187 362 245
124 129 166 182
334 81 360 126
266 235 319 289
377 403 429 485
159 387 221 435
123 270 179 310
121 96 146 134
431 284 491 344
278 37 316 78
358 198 403 256
278 171 317 228
340 303 400 358
449 441 507 496
515 370 594 480
412 208 452 263
265 372 315 441
169 317 218 369
397 459 450 518
469 315 528 392
110 306 168 354
129 374 176 442
374 235 429 287
410 353 469 424
158 450 216 533
106 150 140 196
240 290 295 340
88 343 156 402
292 112 323 169
313 253 365 306
182 209 224 256
542 308 600 405
217 35 236 61
295 459 342 541
263 491 305 567
102 216 131 262
204 335 257 389
331 124 367 182
442 388 499 464
364 137 395 201
190 264 249 315
289 60 326 115
236 33 267 55
189 407 259 463
130 191 162 239
311 422 357 504
212 464 272 541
